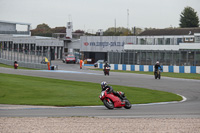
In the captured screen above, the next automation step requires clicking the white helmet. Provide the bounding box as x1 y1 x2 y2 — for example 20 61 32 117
101 81 107 89
156 61 159 64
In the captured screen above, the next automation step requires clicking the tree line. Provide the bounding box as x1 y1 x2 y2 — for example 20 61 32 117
31 6 199 37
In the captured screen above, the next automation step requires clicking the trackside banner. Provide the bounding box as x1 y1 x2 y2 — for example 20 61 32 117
80 36 136 52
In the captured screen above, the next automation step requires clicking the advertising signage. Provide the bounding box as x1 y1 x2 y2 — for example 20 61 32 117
81 36 136 52
84 41 124 48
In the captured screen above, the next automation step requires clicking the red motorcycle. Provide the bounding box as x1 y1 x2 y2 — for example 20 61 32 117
99 88 132 109
14 61 18 69
103 67 110 76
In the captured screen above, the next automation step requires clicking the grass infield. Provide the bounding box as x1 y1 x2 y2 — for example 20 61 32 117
0 63 38 70
90 68 200 80
0 73 182 106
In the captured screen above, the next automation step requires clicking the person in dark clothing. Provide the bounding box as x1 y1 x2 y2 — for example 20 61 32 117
103 61 110 69
103 61 110 75
154 61 162 74
101 81 124 101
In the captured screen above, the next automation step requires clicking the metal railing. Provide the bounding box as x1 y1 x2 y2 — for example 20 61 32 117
108 50 200 66
0 31 29 35
0 58 48 69
0 49 49 69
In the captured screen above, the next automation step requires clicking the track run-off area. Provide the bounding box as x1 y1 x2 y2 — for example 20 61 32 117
0 61 200 118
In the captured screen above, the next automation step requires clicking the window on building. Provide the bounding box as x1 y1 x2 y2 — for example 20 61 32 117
146 38 154 45
177 38 182 45
184 37 194 42
140 38 146 45
146 52 153 65
165 38 170 45
158 38 164 45
195 36 200 43
185 38 189 42
196 51 200 66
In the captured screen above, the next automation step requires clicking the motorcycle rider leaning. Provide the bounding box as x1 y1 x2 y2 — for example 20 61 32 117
101 81 124 101
154 61 162 74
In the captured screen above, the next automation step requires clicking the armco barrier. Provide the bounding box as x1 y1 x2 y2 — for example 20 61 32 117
0 58 48 70
98 63 200 74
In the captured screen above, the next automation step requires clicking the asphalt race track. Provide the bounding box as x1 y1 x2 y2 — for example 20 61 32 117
0 61 200 118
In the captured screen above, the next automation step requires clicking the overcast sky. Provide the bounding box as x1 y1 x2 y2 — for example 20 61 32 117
0 0 200 32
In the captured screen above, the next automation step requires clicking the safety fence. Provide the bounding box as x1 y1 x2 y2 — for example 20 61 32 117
108 50 200 66
98 63 200 74
0 58 48 70
0 49 49 64
0 48 50 69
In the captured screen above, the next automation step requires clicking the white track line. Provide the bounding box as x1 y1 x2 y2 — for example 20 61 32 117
0 94 187 110
37 70 102 75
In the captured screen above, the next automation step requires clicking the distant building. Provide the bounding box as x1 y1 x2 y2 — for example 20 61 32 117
0 20 31 35
79 28 200 66
52 22 83 60
122 28 200 66
80 36 134 62
0 20 64 61
66 22 73 39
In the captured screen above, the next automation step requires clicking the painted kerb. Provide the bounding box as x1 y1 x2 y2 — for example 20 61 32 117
98 63 200 74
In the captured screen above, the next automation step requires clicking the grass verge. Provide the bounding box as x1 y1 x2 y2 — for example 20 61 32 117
0 73 182 106
90 68 200 80
0 63 38 70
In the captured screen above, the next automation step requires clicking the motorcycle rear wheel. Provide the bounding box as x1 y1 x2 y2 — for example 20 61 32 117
124 100 132 109
103 98 114 109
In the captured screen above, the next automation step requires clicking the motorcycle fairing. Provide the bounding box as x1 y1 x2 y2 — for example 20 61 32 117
106 93 125 108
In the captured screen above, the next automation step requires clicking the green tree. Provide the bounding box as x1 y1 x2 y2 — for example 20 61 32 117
36 23 51 31
31 23 52 37
74 30 84 33
52 27 66 33
131 27 143 35
31 24 68 37
179 6 199 28
104 27 131 36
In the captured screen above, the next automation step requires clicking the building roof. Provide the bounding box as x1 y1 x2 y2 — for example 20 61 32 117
139 28 200 36
0 20 31 25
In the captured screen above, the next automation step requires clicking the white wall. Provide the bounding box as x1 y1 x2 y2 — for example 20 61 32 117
0 23 16 31
80 36 136 52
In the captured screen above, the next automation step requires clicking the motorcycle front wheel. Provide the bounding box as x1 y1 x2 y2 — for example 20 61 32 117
158 74 161 79
124 100 132 109
103 98 114 109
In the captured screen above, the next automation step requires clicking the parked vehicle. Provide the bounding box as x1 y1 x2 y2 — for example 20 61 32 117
155 69 161 79
65 55 76 64
94 60 104 67
99 88 132 109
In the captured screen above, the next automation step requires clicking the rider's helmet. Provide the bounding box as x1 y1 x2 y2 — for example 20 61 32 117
156 61 159 64
101 81 108 89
